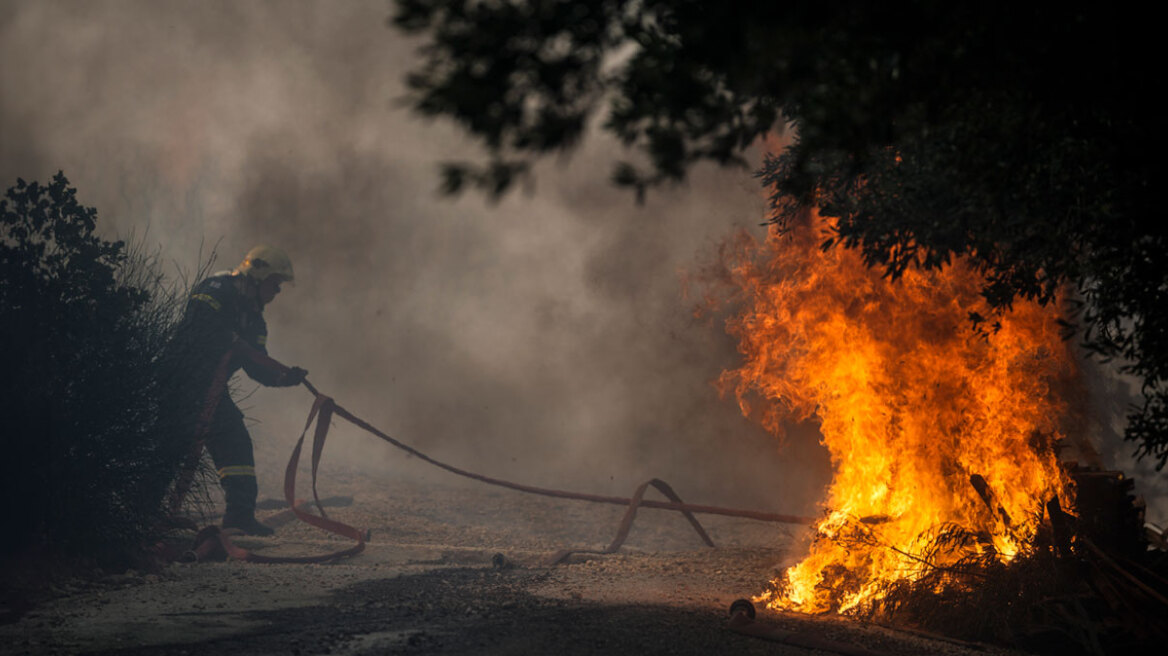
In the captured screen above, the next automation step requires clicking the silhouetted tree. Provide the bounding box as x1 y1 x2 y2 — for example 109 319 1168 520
393 1 1168 468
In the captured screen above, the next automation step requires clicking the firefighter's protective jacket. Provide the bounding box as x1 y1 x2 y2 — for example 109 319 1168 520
176 272 286 386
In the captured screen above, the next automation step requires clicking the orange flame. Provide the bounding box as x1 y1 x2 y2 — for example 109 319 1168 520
718 211 1076 613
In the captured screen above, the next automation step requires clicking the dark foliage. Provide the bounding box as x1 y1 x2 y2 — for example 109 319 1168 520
856 521 1168 655
0 173 201 574
393 1 1168 468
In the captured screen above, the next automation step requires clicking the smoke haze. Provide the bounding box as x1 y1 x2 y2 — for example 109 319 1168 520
0 0 830 517
6 1 1155 531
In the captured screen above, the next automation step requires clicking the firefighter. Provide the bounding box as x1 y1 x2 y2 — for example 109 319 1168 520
175 245 308 536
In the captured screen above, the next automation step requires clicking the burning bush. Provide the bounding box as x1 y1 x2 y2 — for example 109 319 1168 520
0 173 202 576
712 209 1168 652
717 209 1076 610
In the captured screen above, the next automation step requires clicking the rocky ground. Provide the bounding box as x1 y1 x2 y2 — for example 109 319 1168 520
1 465 1028 656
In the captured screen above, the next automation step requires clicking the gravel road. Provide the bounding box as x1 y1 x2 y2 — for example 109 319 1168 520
2 466 1027 656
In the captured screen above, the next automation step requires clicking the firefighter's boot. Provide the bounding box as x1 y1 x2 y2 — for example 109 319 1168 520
221 475 275 537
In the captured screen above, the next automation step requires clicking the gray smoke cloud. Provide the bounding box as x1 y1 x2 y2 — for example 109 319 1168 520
1077 358 1168 526
0 0 831 518
11 1 1151 534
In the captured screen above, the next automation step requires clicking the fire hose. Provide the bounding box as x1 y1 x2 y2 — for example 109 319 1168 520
172 344 817 564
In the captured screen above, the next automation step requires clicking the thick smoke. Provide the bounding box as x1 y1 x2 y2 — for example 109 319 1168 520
0 0 830 517
9 1 1150 532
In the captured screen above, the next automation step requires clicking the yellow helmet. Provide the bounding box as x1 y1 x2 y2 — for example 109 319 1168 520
235 245 295 283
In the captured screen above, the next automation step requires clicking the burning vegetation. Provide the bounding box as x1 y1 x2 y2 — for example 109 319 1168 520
712 209 1166 650
719 207 1076 611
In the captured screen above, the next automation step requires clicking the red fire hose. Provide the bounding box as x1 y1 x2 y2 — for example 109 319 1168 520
175 344 816 564
185 391 366 564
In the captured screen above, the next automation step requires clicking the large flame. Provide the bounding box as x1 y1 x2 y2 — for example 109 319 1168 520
718 210 1076 613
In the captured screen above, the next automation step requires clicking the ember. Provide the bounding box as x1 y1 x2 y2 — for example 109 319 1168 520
716 209 1078 613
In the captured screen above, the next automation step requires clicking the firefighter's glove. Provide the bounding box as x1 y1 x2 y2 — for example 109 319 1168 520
283 366 309 386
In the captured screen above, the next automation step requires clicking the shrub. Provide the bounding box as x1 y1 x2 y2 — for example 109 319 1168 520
0 172 201 573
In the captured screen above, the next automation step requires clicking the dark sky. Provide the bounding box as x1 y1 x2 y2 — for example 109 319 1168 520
0 0 833 517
